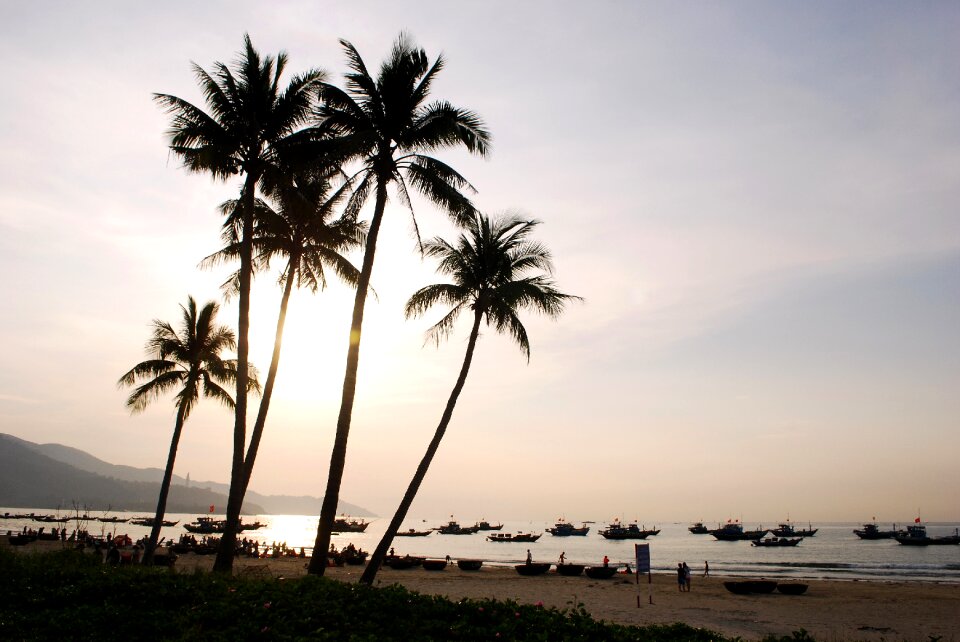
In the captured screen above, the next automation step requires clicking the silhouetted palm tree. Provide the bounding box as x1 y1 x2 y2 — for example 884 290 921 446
154 35 324 572
359 214 579 584
204 169 366 503
307 33 491 575
118 297 259 564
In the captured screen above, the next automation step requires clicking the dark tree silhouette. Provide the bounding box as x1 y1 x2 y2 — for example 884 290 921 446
118 297 259 564
359 214 579 584
307 34 491 575
154 35 324 572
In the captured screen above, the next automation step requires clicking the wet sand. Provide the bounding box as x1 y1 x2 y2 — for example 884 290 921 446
7 541 959 641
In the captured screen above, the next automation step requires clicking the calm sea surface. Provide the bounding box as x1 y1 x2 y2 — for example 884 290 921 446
4 510 958 583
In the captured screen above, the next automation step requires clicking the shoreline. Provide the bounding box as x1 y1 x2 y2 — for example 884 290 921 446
5 540 959 641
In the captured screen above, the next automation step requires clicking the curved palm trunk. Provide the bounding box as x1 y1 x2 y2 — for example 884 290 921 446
214 173 258 573
240 257 298 498
308 181 388 575
360 307 484 585
143 402 188 564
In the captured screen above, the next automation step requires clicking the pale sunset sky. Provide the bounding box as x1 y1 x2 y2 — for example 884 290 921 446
1 2 957 522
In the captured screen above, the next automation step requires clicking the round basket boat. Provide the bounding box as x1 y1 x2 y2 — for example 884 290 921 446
777 583 808 595
746 580 778 593
515 562 551 576
422 559 448 571
457 559 483 571
556 563 584 576
725 580 778 594
584 566 618 579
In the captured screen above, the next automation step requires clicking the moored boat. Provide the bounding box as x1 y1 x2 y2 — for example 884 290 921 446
332 516 369 533
546 519 590 537
771 521 817 537
457 559 483 571
853 522 899 540
556 563 585 576
474 520 503 531
435 519 480 535
710 521 767 541
395 528 432 537
688 522 709 534
584 566 618 579
599 520 657 540
487 532 541 543
752 536 802 547
895 523 960 546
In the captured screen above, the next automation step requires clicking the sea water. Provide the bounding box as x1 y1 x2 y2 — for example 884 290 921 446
4 510 958 583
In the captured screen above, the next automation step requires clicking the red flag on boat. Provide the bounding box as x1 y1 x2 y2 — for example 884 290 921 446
915 517 921 523
209 505 215 513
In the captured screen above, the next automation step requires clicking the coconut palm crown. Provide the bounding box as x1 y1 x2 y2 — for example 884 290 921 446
407 213 577 359
307 33 491 574
118 296 259 564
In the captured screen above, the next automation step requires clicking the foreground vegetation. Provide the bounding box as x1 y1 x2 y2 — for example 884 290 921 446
0 549 818 641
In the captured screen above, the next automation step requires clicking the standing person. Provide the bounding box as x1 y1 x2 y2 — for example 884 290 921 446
683 562 692 591
558 551 566 565
603 555 610 568
703 560 710 577
526 549 532 565
677 563 685 591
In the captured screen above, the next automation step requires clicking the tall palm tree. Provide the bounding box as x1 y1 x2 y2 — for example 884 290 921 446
307 33 491 575
203 168 366 504
154 35 325 573
359 214 579 585
118 297 259 564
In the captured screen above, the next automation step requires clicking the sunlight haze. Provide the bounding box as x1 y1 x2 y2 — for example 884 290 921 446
0 1 957 524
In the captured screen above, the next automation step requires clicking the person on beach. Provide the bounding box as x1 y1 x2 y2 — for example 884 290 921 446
703 560 710 577
603 555 609 568
526 549 532 564
558 552 566 565
683 562 692 591
677 563 685 591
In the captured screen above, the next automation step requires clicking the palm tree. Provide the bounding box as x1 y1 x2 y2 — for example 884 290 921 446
359 213 579 585
307 33 491 575
203 168 366 504
154 35 324 572
118 297 259 564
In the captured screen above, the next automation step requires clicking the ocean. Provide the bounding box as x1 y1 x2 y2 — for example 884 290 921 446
4 510 958 583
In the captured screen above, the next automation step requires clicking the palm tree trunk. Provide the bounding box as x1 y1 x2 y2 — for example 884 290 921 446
359 307 484 585
214 172 258 573
240 257 298 498
143 402 188 564
308 180 388 575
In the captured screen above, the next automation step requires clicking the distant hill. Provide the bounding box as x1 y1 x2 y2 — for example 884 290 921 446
0 434 373 517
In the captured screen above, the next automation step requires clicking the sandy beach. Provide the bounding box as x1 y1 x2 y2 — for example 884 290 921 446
7 541 959 640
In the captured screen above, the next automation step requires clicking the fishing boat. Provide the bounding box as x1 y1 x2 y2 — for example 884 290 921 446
487 532 541 543
183 516 225 534
97 516 130 524
395 528 432 537
473 520 503 531
130 517 180 527
853 522 900 540
895 523 960 546
752 536 802 547
710 521 767 541
556 563 585 576
771 521 817 537
332 516 369 533
457 559 483 571
546 519 590 537
434 520 480 535
598 520 657 540
688 522 709 534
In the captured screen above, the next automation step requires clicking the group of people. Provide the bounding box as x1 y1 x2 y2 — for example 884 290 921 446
677 561 709 591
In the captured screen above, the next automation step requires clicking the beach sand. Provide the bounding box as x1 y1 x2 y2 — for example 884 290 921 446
150 552 960 641
7 541 959 641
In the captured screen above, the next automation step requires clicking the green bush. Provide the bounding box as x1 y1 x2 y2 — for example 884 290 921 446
0 549 800 641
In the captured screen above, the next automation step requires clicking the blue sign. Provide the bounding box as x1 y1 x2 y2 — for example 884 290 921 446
635 543 650 573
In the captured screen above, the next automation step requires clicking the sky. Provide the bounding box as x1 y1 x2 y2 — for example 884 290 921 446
1 1 958 523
